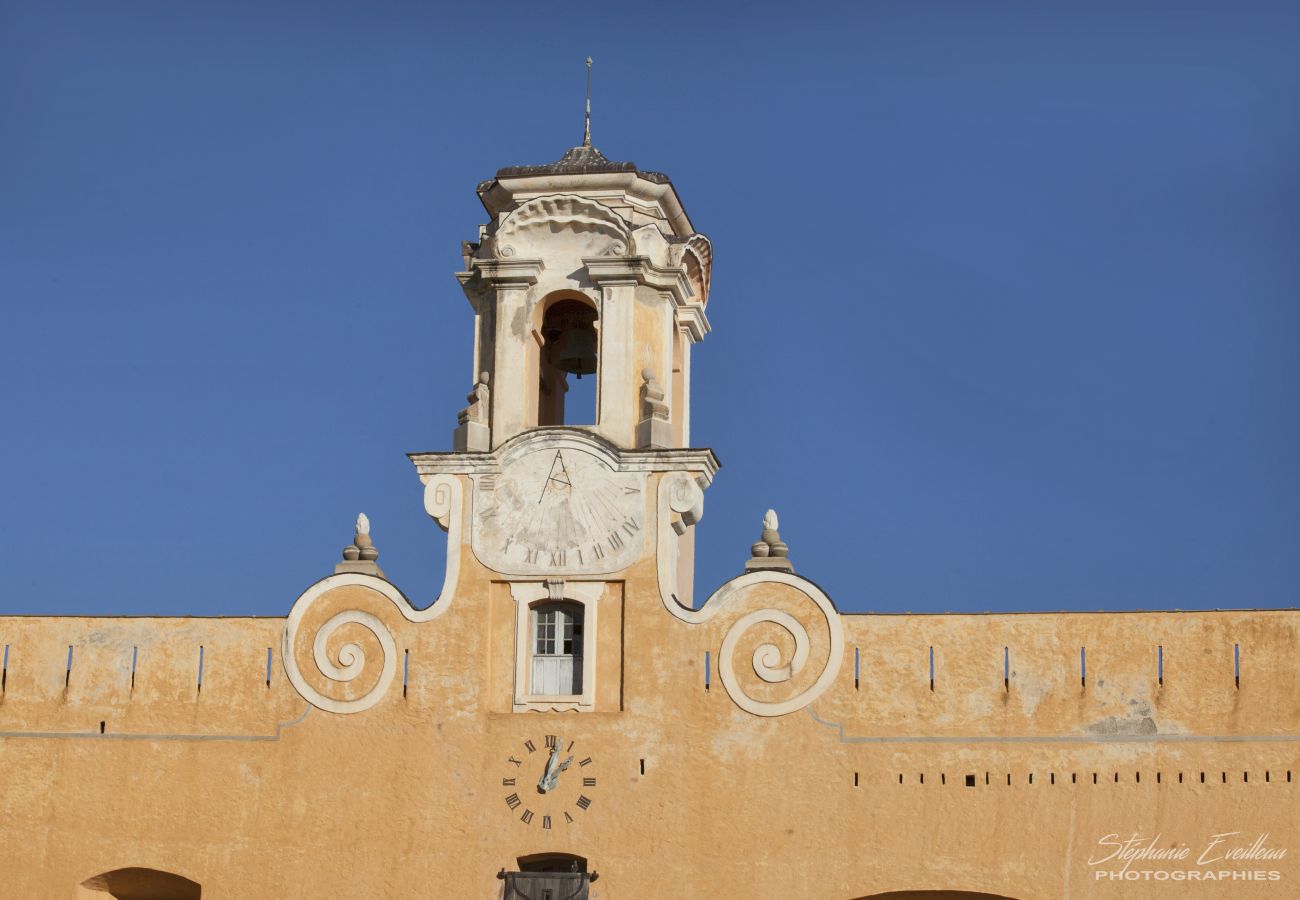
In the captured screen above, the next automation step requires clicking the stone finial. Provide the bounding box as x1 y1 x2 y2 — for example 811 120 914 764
454 371 491 452
336 512 385 578
746 508 794 573
635 367 672 449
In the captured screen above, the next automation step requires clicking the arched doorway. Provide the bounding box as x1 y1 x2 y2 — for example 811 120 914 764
854 892 1021 900
77 867 201 900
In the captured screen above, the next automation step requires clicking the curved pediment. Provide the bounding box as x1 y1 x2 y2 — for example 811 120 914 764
494 193 632 260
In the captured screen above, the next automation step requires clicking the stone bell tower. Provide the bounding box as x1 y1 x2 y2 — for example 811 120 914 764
450 140 712 452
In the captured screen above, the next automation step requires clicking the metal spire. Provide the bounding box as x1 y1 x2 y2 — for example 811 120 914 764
583 57 593 147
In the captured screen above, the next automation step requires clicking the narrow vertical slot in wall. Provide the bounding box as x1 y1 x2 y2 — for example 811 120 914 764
1234 643 1240 689
1080 646 1086 688
1157 644 1163 686
1003 646 1009 692
704 650 711 691
639 759 645 776
65 645 73 689
197 646 204 693
130 645 138 692
853 772 859 787
403 649 410 698
853 647 859 691
265 648 272 688
928 646 934 692
1 643 8 693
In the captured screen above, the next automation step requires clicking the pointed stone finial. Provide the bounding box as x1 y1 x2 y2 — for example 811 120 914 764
747 508 794 573
336 512 385 578
453 371 491 452
635 367 671 448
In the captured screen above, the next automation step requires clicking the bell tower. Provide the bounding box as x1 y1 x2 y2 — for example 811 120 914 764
451 140 712 451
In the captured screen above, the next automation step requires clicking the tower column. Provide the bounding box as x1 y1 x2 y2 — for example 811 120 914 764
593 278 637 446
460 259 542 450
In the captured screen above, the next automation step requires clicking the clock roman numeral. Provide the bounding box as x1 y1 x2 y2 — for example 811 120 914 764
545 734 559 749
542 815 552 830
525 547 540 564
622 517 639 536
591 542 605 560
566 740 575 752
520 809 534 825
607 531 624 550
576 795 592 811
524 740 536 753
564 812 574 824
505 793 521 810
502 777 516 787
507 756 522 767
579 757 592 767
583 777 596 787
549 549 566 567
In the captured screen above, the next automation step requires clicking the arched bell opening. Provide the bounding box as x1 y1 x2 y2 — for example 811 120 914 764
537 294 598 427
77 867 201 900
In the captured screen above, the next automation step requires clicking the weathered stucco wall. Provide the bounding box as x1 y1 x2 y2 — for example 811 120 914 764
2 577 1296 898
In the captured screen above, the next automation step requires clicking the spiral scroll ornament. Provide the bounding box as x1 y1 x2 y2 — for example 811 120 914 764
654 472 844 717
282 474 463 714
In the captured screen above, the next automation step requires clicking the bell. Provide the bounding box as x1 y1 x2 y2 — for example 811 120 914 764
554 325 597 378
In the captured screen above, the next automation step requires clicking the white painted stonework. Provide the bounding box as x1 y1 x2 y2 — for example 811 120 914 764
474 441 645 576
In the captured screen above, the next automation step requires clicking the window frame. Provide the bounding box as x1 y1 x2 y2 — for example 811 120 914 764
510 581 603 713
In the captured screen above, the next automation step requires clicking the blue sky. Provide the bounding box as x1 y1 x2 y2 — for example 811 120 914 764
2 1 1297 616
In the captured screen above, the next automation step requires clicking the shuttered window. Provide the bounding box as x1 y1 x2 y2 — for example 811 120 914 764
530 603 583 695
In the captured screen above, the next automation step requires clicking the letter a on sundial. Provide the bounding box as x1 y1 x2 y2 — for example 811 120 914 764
538 450 573 503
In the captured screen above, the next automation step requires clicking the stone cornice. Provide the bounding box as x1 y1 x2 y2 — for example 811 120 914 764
583 255 712 339
456 257 545 286
409 427 719 484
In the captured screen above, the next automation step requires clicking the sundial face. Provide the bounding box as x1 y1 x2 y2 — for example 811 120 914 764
472 444 645 575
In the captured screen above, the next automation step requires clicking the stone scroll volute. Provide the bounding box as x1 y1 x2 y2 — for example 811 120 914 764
655 471 844 717
281 474 464 714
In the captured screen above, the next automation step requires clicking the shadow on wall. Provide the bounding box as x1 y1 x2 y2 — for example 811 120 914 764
78 868 201 900
856 893 1021 900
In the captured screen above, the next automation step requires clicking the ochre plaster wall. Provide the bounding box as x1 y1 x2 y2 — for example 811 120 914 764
2 575 1296 898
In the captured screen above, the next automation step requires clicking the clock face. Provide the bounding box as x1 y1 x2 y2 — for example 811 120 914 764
501 734 596 830
473 445 645 575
